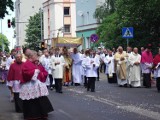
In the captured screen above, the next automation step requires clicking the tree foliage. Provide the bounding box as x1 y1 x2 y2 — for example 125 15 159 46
0 0 14 19
94 0 116 23
0 33 10 52
95 0 160 54
25 12 43 51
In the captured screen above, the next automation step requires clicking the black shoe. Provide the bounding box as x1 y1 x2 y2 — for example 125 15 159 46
129 85 132 88
50 87 53 90
59 91 63 93
91 90 95 92
75 83 80 86
124 84 128 87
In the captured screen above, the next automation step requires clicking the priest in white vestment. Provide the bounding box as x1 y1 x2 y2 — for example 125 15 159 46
104 50 117 83
51 48 65 93
128 48 141 87
41 50 54 90
71 48 83 86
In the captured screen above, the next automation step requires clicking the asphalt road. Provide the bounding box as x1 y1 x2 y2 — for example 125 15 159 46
0 74 160 120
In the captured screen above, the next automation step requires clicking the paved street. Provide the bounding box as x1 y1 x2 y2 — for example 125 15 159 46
0 74 160 120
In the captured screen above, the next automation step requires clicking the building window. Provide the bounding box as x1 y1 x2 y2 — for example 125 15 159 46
64 7 70 16
64 25 71 33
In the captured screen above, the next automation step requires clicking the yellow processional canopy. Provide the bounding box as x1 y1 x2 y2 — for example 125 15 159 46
54 37 83 47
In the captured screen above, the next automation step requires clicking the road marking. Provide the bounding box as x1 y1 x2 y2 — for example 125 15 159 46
119 105 160 120
68 89 84 94
67 87 160 120
85 95 160 120
154 105 160 109
58 109 73 119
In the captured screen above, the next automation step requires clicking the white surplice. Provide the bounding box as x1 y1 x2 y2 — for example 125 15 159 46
104 55 115 77
84 56 100 77
71 53 83 84
51 55 65 79
154 63 160 78
41 56 54 85
128 52 141 87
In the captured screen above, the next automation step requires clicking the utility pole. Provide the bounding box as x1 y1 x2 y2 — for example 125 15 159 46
1 19 4 52
15 0 21 46
40 8 43 41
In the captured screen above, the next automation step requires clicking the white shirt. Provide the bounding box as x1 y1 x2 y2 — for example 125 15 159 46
51 55 65 79
41 56 52 74
85 56 100 77
6 56 15 70
155 63 160 78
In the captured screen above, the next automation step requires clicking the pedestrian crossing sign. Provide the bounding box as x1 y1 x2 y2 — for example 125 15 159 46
122 27 134 38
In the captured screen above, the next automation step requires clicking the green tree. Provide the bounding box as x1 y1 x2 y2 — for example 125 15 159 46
0 33 10 52
25 12 43 51
0 0 14 19
94 0 116 23
95 0 160 54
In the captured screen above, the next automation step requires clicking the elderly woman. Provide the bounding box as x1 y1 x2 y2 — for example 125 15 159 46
20 50 53 120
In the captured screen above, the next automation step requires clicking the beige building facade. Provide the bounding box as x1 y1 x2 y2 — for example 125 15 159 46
43 0 76 47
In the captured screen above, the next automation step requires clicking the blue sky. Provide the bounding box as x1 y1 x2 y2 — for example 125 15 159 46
0 0 16 50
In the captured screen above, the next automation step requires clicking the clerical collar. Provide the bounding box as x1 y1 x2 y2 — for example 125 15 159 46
55 54 61 57
90 55 95 58
105 54 108 57
11 56 14 59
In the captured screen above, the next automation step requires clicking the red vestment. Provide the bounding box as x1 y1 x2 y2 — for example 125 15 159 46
153 54 160 66
7 62 24 81
22 60 48 83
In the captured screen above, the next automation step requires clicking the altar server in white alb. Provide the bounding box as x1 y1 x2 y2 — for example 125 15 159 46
51 47 65 93
41 50 54 90
85 50 100 92
128 48 141 87
71 48 83 86
104 50 117 83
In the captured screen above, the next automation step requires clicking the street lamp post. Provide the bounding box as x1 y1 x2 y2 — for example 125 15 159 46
39 8 43 41
1 19 4 52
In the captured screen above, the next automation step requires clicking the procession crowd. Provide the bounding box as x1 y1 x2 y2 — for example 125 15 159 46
0 45 160 120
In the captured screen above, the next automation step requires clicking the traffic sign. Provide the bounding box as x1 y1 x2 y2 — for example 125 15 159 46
122 27 134 39
90 34 99 43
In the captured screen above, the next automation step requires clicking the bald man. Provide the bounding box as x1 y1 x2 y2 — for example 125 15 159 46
114 46 128 87
128 48 141 87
